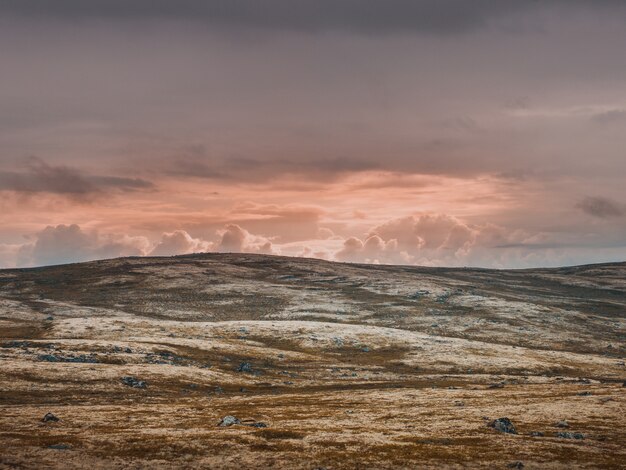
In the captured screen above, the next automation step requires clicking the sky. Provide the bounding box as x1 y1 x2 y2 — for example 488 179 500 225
1 0 626 268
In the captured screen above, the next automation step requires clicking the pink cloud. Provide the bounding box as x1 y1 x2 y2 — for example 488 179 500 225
17 224 150 267
214 224 274 254
335 213 533 266
150 230 210 256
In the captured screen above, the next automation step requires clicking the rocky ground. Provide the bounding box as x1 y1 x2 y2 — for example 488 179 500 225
0 253 624 469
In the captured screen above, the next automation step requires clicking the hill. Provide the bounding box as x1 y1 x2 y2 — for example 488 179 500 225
0 254 624 468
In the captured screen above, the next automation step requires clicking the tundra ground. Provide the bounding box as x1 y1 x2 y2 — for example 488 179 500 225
0 254 624 468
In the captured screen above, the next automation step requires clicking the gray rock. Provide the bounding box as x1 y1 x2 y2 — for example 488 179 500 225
530 431 544 437
37 354 58 362
48 444 71 450
488 417 517 434
507 462 524 469
2 341 30 349
218 415 241 427
37 353 99 364
237 362 253 373
248 422 268 428
121 376 147 388
42 412 60 422
557 432 585 439
554 420 569 428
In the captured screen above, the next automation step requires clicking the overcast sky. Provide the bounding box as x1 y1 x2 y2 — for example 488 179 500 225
1 1 625 268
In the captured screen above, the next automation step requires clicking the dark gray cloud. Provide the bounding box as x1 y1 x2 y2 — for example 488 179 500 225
577 196 624 219
0 156 153 196
591 109 626 125
2 1 624 34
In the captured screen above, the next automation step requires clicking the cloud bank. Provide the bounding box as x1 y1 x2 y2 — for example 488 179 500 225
7 223 275 268
0 157 153 197
3 1 624 35
1 2 625 269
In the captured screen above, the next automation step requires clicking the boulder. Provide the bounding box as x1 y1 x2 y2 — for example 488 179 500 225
121 376 147 388
488 417 517 434
237 362 253 373
218 415 241 427
42 412 59 422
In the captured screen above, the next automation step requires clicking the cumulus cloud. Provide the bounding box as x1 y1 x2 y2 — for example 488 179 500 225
150 230 210 256
577 196 624 219
213 224 274 254
336 235 409 265
17 224 150 267
335 213 529 266
3 222 279 268
0 157 153 197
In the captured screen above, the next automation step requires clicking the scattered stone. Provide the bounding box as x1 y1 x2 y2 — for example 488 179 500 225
557 432 585 439
488 382 505 389
409 289 430 300
45 316 54 321
218 415 241 427
48 444 71 450
121 376 147 388
554 420 569 428
146 350 188 366
42 412 59 423
454 401 465 407
507 462 524 469
38 354 59 362
488 417 517 434
237 362 253 373
577 391 592 396
2 341 31 349
599 397 614 403
37 354 99 364
361 346 370 352
530 431 544 437
248 422 268 428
